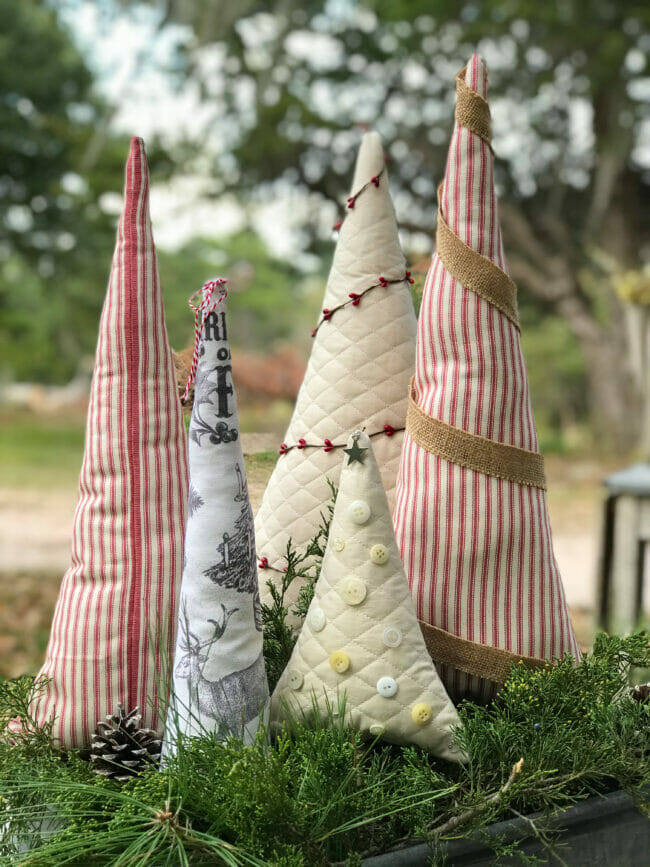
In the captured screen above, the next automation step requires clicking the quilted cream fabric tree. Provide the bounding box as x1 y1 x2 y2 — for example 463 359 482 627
394 55 580 704
272 431 464 761
255 131 417 617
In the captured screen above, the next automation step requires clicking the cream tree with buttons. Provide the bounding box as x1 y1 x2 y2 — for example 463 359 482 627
271 431 465 761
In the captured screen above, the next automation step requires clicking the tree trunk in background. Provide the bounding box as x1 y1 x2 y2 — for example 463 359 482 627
625 304 650 460
500 199 642 455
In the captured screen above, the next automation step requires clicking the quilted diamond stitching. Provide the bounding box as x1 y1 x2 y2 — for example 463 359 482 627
271 432 463 760
255 134 417 614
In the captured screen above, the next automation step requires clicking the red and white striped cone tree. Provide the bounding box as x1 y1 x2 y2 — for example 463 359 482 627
394 56 580 703
33 138 189 747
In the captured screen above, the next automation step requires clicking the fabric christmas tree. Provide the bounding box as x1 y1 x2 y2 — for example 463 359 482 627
255 131 417 616
272 431 464 761
394 55 580 703
33 138 188 747
164 282 269 750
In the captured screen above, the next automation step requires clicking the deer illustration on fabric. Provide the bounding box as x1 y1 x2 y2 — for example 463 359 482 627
165 286 268 752
174 603 266 734
204 463 262 631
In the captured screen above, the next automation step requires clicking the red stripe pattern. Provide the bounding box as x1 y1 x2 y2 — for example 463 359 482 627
34 138 189 746
394 56 580 702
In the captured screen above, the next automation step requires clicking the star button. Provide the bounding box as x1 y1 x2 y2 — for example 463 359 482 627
344 437 367 465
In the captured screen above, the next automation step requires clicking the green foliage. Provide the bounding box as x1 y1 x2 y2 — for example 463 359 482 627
519 308 588 451
2 630 649 864
157 231 315 356
261 481 336 692
0 0 130 384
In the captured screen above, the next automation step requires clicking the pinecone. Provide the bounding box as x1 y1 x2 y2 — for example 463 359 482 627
90 704 162 782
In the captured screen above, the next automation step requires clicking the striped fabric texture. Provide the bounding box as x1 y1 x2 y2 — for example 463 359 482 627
34 138 189 747
394 56 580 703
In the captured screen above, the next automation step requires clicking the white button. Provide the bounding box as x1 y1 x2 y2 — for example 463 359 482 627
340 576 367 605
376 676 398 698
369 544 389 565
369 723 385 736
307 607 326 632
347 500 371 525
382 626 402 648
332 538 345 552
287 669 303 690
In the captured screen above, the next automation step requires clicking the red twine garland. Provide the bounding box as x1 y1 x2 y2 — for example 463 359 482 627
278 426 405 455
332 167 385 232
311 271 413 337
181 278 228 403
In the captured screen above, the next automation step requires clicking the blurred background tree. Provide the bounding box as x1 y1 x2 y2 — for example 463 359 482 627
0 0 125 382
1 0 649 454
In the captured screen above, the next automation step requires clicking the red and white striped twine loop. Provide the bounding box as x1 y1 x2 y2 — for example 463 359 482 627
181 278 228 403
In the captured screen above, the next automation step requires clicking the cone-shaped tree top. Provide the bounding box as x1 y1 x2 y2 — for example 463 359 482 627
34 137 189 747
165 283 269 749
272 431 464 761
256 131 417 617
394 56 579 704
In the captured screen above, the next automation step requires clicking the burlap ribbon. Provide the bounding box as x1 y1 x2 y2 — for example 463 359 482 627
454 66 492 146
437 66 520 329
407 380 547 489
419 620 548 685
436 196 520 328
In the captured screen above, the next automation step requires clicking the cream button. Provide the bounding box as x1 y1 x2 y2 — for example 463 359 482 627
287 669 303 690
411 702 433 725
369 544 389 565
307 607 326 632
369 723 385 736
382 626 402 648
329 650 350 673
340 576 367 605
347 500 371 525
376 676 398 698
332 538 345 552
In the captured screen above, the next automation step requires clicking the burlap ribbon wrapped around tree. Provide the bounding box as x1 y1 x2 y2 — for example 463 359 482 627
394 56 580 703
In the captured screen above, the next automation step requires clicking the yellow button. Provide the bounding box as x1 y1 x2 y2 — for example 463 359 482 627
287 669 303 690
347 500 371 525
329 650 350 673
332 538 345 552
369 544 389 565
411 702 433 725
340 576 367 605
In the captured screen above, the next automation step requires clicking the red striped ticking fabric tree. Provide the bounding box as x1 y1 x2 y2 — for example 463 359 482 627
394 55 580 703
34 138 189 747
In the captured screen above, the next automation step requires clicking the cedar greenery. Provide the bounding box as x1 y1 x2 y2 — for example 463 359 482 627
1 506 649 864
1 635 649 865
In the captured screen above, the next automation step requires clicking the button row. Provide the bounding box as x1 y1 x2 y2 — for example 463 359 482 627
287 661 434 726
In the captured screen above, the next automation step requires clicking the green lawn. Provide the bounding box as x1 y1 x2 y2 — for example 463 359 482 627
0 409 86 488
0 409 281 490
